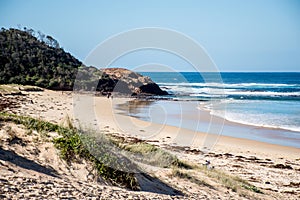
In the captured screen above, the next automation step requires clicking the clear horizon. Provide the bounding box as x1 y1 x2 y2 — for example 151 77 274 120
1 0 300 72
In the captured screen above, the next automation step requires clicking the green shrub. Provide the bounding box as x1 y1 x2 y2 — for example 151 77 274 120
0 112 139 190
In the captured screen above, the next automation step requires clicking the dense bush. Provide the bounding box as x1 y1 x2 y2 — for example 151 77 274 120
0 28 82 90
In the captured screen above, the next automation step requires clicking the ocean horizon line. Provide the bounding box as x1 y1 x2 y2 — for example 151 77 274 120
135 71 300 73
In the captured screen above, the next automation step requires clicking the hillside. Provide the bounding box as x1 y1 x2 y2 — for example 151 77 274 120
0 28 167 95
0 28 82 90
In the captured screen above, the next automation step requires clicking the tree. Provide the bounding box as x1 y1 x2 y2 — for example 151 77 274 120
37 30 45 42
26 28 35 37
46 35 60 48
0 28 82 90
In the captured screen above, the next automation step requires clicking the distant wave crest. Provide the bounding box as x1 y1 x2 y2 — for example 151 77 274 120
158 82 300 100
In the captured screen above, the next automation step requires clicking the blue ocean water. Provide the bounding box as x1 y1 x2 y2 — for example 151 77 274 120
137 72 300 146
142 72 300 101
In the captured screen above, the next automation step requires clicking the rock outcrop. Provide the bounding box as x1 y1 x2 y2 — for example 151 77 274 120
101 68 168 96
75 67 168 96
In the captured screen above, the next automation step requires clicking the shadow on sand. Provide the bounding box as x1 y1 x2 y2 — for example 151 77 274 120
135 172 183 196
0 147 58 177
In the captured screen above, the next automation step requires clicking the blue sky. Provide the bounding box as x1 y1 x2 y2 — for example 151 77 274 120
1 0 299 71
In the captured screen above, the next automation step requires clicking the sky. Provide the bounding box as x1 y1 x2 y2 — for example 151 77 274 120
1 0 300 72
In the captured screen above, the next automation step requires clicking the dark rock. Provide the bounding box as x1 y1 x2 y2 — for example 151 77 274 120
139 83 168 95
113 80 132 94
100 68 168 96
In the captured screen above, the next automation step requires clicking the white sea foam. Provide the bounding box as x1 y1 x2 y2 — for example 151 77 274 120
213 111 300 132
164 85 300 97
222 91 300 97
158 82 300 88
199 100 300 133
161 80 300 132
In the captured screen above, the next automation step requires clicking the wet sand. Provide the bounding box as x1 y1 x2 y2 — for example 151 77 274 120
113 99 300 148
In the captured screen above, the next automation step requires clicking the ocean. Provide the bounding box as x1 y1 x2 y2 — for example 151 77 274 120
132 72 300 148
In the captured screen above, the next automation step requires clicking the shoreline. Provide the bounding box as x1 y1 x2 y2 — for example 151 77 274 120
120 97 300 134
89 97 300 160
199 101 300 134
114 98 300 149
147 97 300 134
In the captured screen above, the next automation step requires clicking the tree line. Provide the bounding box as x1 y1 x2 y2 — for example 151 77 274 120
0 28 82 90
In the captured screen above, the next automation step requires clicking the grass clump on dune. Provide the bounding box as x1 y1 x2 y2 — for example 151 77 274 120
123 142 177 168
108 134 193 169
0 112 139 190
171 168 214 189
195 164 263 195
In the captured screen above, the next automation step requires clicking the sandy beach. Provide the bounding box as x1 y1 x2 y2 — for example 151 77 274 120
1 88 300 199
91 95 300 160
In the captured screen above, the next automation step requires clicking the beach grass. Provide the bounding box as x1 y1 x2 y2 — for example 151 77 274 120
171 168 214 189
107 134 193 169
195 164 263 195
106 133 264 196
0 112 139 190
122 142 178 168
169 162 263 198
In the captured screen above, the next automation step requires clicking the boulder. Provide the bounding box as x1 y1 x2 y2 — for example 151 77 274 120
100 68 168 96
